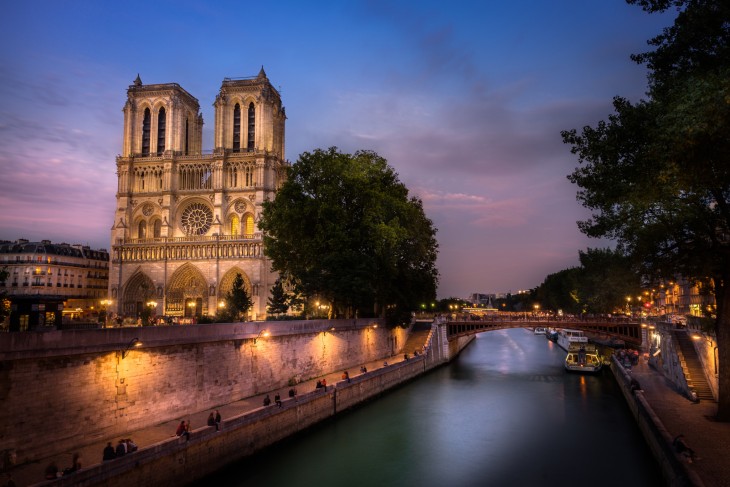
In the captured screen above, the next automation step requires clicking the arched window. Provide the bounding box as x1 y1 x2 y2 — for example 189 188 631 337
142 108 151 156
138 220 147 239
185 118 189 156
230 214 240 236
233 103 241 152
247 102 255 151
153 220 162 238
157 107 166 155
244 214 254 237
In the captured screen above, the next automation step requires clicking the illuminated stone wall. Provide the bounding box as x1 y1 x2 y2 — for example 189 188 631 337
0 320 406 464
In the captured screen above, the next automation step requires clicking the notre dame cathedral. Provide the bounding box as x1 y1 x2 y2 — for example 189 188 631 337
108 68 287 320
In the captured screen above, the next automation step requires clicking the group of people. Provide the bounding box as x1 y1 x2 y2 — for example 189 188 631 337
44 453 81 479
315 378 328 391
207 410 222 431
102 438 138 461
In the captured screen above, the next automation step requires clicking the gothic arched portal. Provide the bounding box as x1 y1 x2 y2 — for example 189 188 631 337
122 272 155 317
166 263 208 317
219 267 252 297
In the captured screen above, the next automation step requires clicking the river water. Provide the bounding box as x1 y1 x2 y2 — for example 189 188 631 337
197 327 662 487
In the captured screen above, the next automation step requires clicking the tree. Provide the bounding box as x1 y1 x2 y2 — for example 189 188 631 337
220 274 253 322
577 248 643 315
562 0 730 419
267 277 289 316
535 268 582 315
259 147 439 323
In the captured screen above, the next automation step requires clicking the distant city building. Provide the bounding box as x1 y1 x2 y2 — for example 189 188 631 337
468 293 495 306
109 69 287 320
0 239 109 330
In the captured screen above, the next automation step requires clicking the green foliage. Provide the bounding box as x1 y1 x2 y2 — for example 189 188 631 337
535 268 582 314
259 147 439 321
266 277 289 316
563 0 730 419
220 274 253 322
577 248 643 314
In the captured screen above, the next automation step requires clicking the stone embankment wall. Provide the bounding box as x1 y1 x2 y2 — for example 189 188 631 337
0 319 409 464
611 358 703 487
23 322 472 487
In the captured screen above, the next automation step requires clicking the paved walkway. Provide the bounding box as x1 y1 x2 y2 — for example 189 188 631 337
630 356 730 487
6 348 730 487
6 353 411 487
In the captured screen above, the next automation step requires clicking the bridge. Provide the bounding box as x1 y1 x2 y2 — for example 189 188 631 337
445 316 643 346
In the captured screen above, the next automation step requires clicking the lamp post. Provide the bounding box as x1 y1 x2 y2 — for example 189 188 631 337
254 330 270 344
100 299 113 327
121 337 142 359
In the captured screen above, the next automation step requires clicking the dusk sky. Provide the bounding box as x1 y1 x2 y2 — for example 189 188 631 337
0 1 676 299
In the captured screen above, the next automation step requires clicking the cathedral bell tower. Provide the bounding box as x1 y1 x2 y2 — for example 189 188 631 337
109 70 287 321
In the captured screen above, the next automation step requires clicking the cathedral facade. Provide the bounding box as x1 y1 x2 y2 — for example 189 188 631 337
109 68 287 320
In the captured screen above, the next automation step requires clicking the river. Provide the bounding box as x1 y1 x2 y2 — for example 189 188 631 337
196 327 662 487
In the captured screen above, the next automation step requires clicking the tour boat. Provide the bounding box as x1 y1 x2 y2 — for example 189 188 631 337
556 328 589 351
534 327 546 335
564 343 603 373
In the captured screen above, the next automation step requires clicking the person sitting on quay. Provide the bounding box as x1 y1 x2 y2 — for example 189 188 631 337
322 378 327 391
115 439 127 458
62 453 81 476
215 410 221 431
275 393 282 407
673 434 698 463
175 420 190 441
207 412 216 428
102 442 116 462
125 438 138 452
44 462 59 480
360 366 367 374
342 371 350 383
288 387 297 400
315 380 323 390
263 394 272 406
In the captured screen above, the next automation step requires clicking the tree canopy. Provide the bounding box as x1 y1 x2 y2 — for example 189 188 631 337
259 147 439 324
220 274 253 322
562 0 730 419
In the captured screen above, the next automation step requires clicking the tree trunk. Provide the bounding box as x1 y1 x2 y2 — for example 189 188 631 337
715 274 730 421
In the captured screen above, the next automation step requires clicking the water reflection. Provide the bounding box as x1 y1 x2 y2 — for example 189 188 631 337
197 328 661 487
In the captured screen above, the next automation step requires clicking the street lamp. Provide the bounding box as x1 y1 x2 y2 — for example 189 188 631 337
121 337 142 359
254 330 270 344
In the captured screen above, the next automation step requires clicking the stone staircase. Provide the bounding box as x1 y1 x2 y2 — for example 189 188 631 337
673 330 715 402
402 321 433 355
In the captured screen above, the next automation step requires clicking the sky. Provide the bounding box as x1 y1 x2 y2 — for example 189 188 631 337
0 1 677 299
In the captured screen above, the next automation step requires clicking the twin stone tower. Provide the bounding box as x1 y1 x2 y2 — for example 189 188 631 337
109 68 287 321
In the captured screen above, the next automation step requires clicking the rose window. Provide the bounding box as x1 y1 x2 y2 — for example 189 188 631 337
181 202 213 235
142 203 154 216
234 200 246 213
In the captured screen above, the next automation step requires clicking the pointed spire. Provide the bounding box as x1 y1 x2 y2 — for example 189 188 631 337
133 74 142 86
257 66 267 80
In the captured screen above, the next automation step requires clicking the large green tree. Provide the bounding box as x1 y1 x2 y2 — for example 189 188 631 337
259 147 439 323
535 267 582 315
562 0 730 419
577 248 643 315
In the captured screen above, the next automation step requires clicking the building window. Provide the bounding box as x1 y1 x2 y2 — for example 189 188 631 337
185 118 189 156
247 102 255 151
142 108 151 156
153 219 162 238
178 164 212 190
138 220 147 239
230 214 240 236
244 214 254 237
233 103 241 152
157 107 166 155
